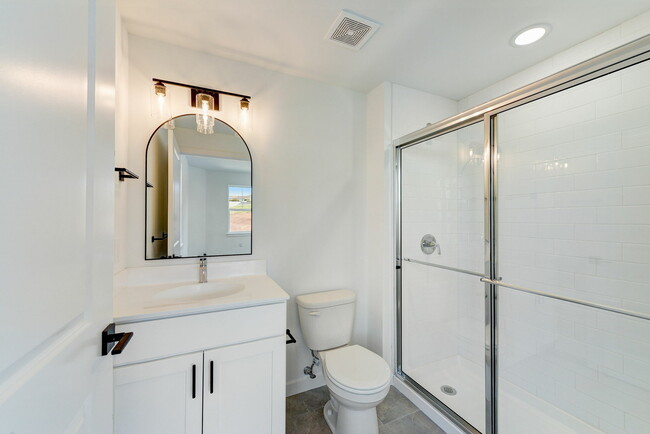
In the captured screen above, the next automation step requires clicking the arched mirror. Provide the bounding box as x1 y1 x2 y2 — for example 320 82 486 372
145 114 252 259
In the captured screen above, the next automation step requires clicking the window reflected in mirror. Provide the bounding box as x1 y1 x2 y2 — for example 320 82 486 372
228 186 252 233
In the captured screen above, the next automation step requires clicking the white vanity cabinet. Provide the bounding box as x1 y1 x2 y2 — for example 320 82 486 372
113 302 286 434
203 337 285 433
114 351 203 434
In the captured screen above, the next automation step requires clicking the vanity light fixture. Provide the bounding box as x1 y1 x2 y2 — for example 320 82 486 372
511 24 550 46
151 78 252 133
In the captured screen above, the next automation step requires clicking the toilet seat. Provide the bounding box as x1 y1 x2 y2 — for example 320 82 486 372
321 345 391 395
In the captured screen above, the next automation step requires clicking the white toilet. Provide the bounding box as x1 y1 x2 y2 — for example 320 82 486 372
296 289 391 434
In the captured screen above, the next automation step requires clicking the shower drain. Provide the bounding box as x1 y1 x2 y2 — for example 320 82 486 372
441 385 457 396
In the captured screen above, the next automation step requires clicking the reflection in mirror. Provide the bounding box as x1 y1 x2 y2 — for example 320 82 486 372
145 115 252 259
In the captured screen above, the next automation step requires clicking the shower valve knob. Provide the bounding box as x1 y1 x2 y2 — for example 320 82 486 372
421 234 441 255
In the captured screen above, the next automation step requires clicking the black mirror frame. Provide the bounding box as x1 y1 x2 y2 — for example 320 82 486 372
144 114 253 260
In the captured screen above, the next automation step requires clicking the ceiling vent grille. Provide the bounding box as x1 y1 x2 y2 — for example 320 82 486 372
326 11 380 50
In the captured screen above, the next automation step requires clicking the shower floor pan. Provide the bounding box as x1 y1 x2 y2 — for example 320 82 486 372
408 356 604 434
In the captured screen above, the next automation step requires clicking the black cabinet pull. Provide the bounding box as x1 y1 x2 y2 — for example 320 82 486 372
210 361 214 394
192 364 196 399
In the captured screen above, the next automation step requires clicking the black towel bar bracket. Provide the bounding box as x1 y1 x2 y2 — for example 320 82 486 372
102 323 133 356
151 232 168 243
115 167 139 182
286 329 296 345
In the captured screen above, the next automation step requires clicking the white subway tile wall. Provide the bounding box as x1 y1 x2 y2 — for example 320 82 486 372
497 59 650 433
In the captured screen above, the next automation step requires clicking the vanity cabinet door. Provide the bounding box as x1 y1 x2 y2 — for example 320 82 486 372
114 352 203 434
203 336 286 434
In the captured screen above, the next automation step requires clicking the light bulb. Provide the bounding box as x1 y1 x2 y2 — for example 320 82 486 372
195 93 215 135
154 81 166 97
151 81 171 120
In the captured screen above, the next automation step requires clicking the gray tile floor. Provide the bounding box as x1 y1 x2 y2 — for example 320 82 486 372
286 386 446 434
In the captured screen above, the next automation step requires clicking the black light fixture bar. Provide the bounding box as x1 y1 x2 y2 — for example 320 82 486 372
152 78 251 100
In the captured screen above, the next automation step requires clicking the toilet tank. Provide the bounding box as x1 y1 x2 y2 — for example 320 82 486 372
295 289 356 351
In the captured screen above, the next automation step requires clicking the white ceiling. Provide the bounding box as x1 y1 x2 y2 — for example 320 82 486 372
119 0 650 100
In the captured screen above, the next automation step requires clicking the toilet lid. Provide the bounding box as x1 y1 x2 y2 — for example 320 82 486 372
323 345 391 393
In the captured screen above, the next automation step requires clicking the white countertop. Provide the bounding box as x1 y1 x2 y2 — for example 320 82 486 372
113 261 289 324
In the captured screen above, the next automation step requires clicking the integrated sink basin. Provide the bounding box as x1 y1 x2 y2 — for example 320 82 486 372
153 282 245 302
113 261 290 323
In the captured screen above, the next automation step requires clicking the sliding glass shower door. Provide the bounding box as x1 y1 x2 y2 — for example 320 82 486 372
396 35 650 434
495 59 650 434
399 122 486 433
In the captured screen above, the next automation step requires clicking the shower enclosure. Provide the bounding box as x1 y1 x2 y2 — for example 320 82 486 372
395 35 650 434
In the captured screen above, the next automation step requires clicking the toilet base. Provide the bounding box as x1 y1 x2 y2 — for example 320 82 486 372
323 397 380 434
323 400 337 433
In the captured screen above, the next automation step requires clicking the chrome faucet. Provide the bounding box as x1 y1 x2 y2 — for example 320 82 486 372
199 257 208 283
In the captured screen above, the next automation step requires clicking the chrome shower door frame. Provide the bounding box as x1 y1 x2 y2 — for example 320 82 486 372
394 33 650 434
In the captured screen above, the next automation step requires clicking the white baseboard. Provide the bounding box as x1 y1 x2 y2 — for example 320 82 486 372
286 375 326 397
392 376 464 434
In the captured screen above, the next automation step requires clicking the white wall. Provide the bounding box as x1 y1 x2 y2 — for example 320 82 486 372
391 84 458 141
187 165 207 254
181 155 190 256
120 35 367 394
364 83 389 361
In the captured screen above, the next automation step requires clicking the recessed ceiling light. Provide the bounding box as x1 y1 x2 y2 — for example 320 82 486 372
511 24 550 47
